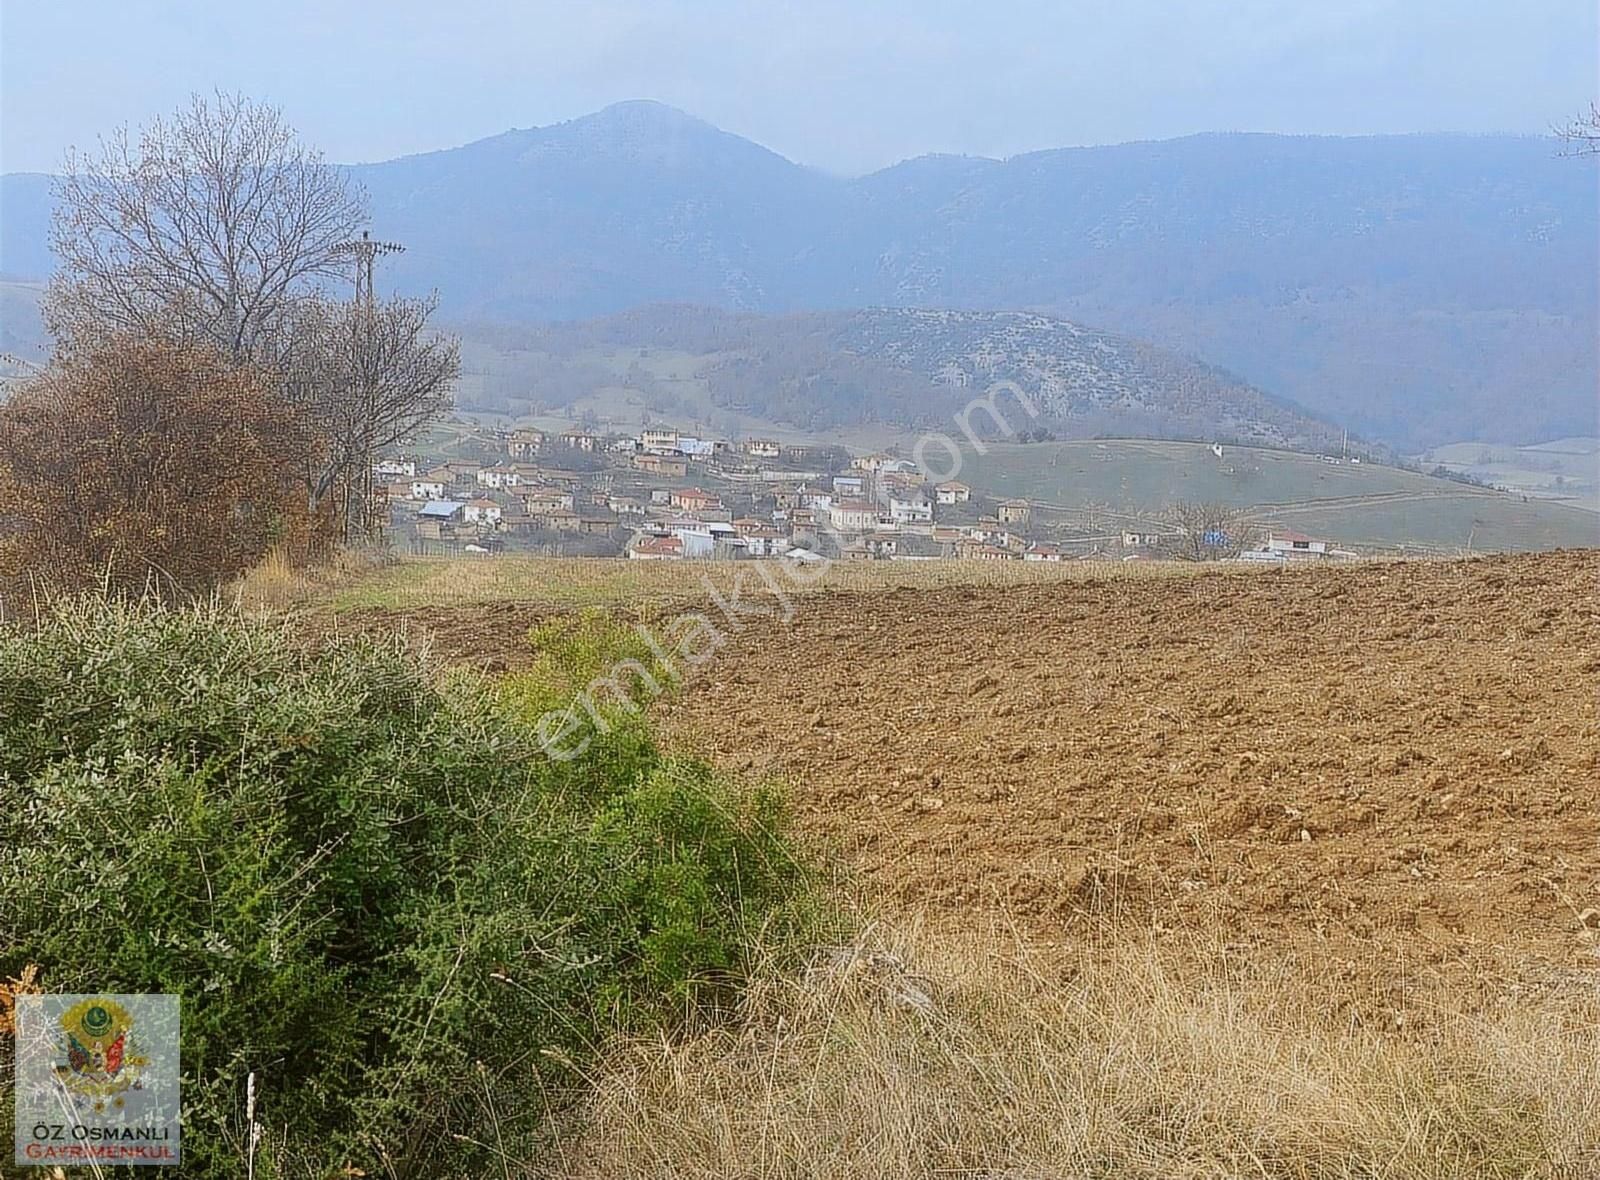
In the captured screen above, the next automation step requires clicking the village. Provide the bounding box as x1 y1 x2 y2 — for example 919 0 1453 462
378 424 1348 564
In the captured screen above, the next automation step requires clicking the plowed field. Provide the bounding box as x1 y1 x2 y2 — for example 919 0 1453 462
656 551 1600 996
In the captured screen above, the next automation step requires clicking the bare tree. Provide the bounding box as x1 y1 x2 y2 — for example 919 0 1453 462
46 91 366 360
273 295 459 538
1557 103 1600 155
1163 501 1258 561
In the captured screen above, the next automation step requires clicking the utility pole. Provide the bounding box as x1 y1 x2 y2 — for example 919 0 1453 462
332 230 405 540
334 230 404 310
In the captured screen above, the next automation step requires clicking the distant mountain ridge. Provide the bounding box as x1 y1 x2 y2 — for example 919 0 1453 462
3 100 1595 447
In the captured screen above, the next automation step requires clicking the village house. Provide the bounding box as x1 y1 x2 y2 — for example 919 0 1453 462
544 509 582 533
608 494 646 517
506 427 545 458
519 465 578 486
463 498 503 526
577 512 619 535
633 453 689 478
739 527 786 557
675 436 717 458
640 427 680 454
523 487 576 515
832 474 866 498
670 487 722 513
477 465 524 490
968 524 1021 548
560 430 599 452
800 489 833 511
410 477 446 500
415 500 466 539
997 498 1032 526
446 460 482 480
1121 530 1161 548
958 540 1016 561
851 452 896 473
1023 544 1064 562
374 457 416 480
935 481 971 505
887 494 933 525
1265 529 1333 558
827 500 880 533
880 471 924 495
629 535 684 561
745 438 781 458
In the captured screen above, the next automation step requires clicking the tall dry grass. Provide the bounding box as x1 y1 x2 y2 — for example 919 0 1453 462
230 543 395 611
546 924 1599 1179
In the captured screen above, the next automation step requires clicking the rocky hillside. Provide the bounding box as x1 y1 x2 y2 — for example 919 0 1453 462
457 304 1345 449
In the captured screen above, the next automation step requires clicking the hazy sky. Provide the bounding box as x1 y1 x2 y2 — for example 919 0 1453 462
2 0 1594 175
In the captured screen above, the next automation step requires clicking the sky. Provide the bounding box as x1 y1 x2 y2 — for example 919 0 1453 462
1 0 1595 175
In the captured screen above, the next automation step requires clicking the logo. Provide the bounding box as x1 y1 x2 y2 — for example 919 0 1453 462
54 997 149 1113
13 993 180 1168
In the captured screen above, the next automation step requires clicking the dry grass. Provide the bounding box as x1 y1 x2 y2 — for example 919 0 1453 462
324 553 1302 613
546 923 1600 1180
230 543 396 611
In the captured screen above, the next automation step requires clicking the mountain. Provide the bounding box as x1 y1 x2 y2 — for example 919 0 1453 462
4 102 1595 448
447 303 1347 451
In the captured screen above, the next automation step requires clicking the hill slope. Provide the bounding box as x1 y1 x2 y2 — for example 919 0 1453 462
450 304 1345 449
4 103 1594 447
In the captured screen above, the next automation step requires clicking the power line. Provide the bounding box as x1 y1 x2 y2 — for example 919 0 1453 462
332 229 404 308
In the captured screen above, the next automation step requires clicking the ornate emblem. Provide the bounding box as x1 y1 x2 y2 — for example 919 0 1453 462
54 997 148 1113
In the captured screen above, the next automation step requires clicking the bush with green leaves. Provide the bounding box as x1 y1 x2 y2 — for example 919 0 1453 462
0 599 828 1177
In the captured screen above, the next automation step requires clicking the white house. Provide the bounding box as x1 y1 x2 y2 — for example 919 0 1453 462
641 427 680 453
477 466 523 490
1023 544 1064 562
1265 530 1332 558
463 498 503 526
746 439 781 458
375 458 416 480
934 481 971 505
740 529 786 557
410 479 446 501
888 495 933 525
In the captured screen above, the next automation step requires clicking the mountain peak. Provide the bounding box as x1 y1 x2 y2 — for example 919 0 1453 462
585 99 704 127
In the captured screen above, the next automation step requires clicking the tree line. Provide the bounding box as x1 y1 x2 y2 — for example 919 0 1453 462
0 92 458 599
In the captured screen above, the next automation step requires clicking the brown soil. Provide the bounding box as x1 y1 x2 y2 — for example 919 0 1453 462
653 551 1600 997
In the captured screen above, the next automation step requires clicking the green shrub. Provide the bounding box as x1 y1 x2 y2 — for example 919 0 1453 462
0 599 827 1177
